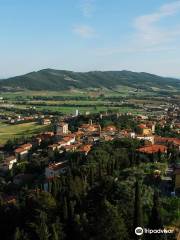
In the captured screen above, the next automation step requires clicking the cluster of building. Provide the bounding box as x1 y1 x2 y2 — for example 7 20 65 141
0 108 180 193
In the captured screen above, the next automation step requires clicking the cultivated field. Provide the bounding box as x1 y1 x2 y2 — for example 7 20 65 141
0 122 47 144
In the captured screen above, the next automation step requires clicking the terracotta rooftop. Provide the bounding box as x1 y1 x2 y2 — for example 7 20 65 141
20 143 32 149
78 144 92 153
138 124 147 129
155 137 180 146
48 161 67 171
15 148 28 154
137 144 167 154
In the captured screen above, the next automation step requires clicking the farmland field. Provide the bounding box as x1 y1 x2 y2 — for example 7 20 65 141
0 90 147 115
0 121 48 144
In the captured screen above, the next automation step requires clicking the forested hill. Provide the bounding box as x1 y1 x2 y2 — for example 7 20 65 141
0 69 180 91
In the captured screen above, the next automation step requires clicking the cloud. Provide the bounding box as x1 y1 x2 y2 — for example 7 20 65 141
95 1 180 56
134 1 180 46
73 25 96 38
80 0 95 17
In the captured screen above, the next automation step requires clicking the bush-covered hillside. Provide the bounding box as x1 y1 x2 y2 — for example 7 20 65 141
0 69 179 91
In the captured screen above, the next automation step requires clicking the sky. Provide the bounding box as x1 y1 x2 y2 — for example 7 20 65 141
0 0 180 78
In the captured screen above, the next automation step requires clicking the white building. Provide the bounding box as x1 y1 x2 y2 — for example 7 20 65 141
0 156 17 171
75 109 79 116
136 135 155 144
45 161 67 178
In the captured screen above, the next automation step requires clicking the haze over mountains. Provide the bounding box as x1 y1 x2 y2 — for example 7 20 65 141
0 69 179 92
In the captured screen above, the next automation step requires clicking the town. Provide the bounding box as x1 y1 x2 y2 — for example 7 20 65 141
0 106 179 187
0 97 180 238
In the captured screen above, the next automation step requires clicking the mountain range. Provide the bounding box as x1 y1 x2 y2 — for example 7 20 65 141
0 69 179 92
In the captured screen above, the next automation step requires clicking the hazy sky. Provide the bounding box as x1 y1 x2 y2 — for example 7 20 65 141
0 0 180 78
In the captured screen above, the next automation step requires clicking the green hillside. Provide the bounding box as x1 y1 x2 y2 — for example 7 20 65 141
0 69 179 92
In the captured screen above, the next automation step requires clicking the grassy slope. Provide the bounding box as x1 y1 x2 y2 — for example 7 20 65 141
0 122 47 144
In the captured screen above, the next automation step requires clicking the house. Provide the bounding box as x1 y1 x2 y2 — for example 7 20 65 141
14 143 32 160
20 143 32 151
155 137 180 151
62 134 76 145
48 144 61 158
78 123 101 133
0 155 17 171
63 145 77 152
138 124 152 135
146 122 156 133
32 137 42 147
37 132 54 141
137 144 167 154
15 148 28 160
45 161 68 178
78 144 92 155
136 135 155 144
137 115 148 120
101 135 114 142
40 118 51 125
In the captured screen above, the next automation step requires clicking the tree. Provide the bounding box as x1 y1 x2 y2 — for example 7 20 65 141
133 181 143 229
51 218 64 240
93 200 128 240
35 211 50 240
13 228 29 240
148 191 165 240
149 191 163 228
63 197 68 221
133 181 143 239
13 228 22 240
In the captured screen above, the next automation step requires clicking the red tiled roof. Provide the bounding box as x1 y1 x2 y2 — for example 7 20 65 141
48 162 67 171
78 144 92 153
15 148 28 154
155 137 180 146
138 124 147 129
137 144 167 154
20 143 32 149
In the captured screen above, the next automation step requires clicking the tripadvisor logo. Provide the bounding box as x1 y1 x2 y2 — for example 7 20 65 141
135 227 174 236
135 227 143 236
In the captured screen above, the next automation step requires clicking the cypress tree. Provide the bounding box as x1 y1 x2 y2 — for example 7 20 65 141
36 211 50 240
51 218 64 240
13 228 21 240
148 191 165 240
63 197 68 221
13 228 29 240
98 162 102 179
51 179 58 198
133 181 143 233
89 167 94 186
149 191 163 228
